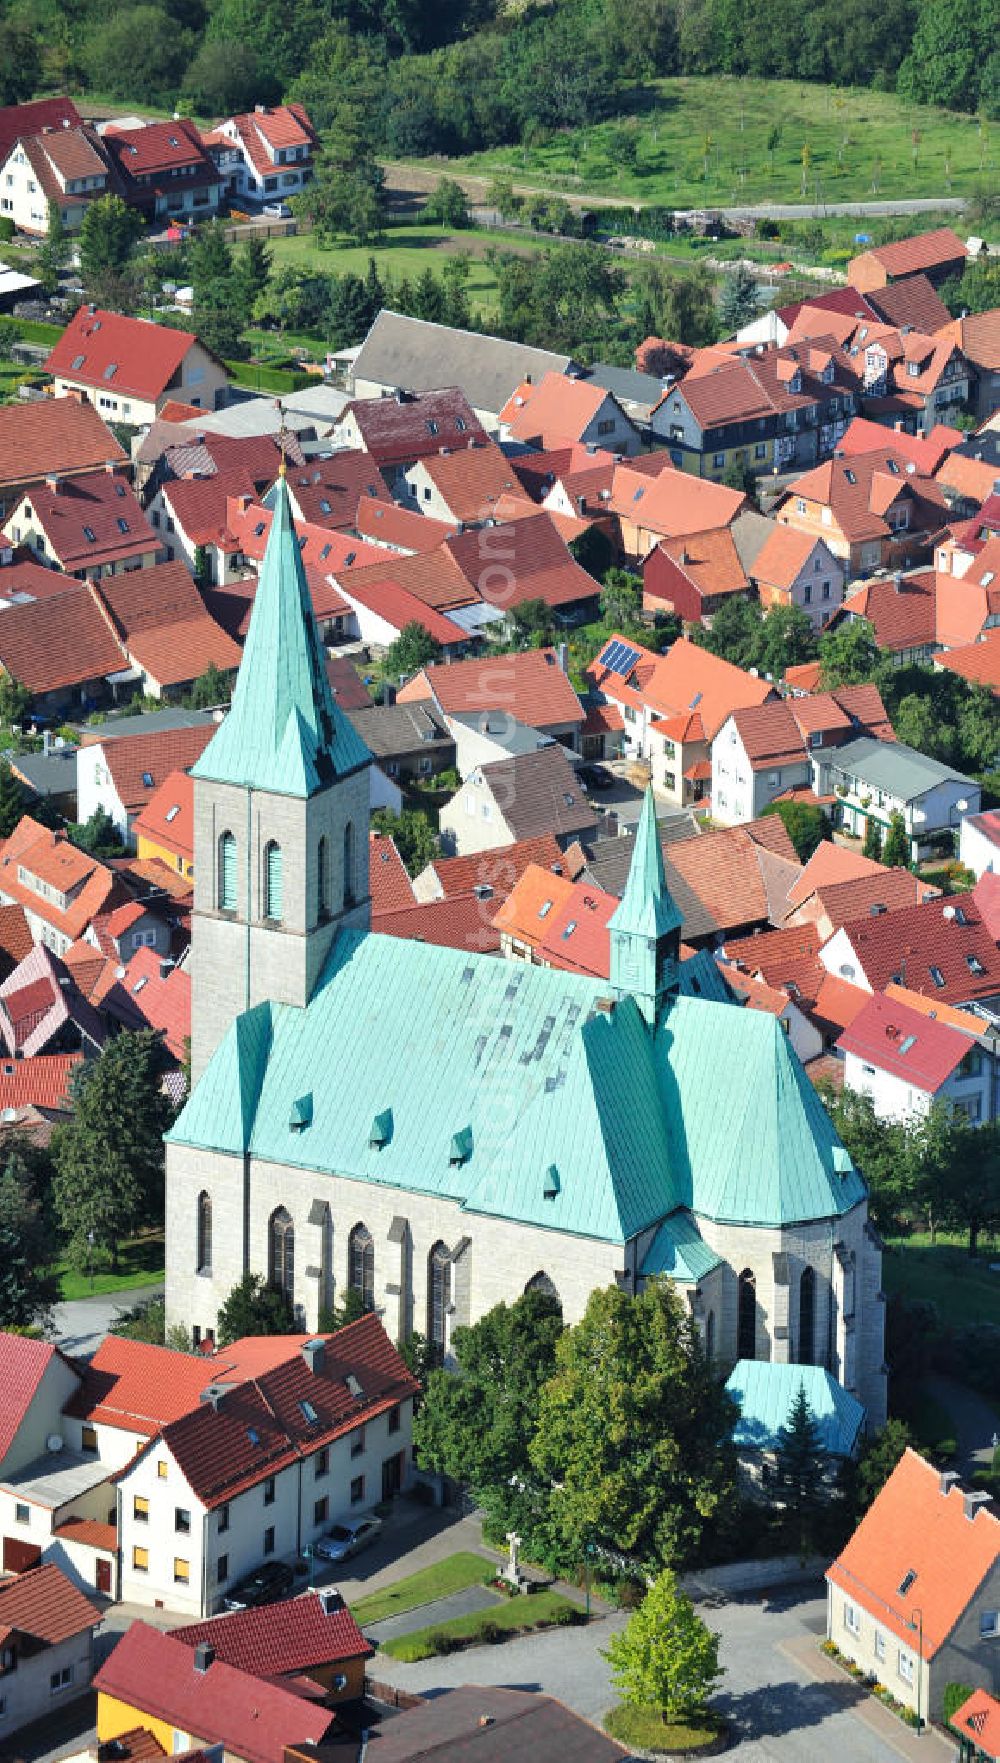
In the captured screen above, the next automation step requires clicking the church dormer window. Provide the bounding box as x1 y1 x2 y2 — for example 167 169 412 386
264 840 283 922
218 831 236 911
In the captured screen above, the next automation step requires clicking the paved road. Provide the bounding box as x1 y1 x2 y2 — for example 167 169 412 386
365 1584 499 1644
926 1373 999 1476
372 1588 944 1761
51 1284 164 1357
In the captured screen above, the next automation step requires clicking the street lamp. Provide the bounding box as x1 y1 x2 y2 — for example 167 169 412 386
87 1229 95 1293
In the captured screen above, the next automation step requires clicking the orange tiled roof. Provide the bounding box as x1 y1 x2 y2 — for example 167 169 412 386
500 371 619 446
828 1447 1000 1658
0 396 125 491
0 817 119 943
493 863 576 952
951 1690 1000 1760
399 646 583 731
786 842 884 908
415 439 519 522
935 628 1000 695
132 769 193 864
588 632 775 741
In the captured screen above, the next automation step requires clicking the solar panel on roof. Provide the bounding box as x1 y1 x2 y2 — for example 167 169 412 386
597 639 640 676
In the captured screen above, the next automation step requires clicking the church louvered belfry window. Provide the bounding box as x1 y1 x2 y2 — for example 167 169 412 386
218 831 236 910
264 840 283 922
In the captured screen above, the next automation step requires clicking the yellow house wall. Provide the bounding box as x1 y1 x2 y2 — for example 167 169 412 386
98 1692 178 1752
136 832 194 881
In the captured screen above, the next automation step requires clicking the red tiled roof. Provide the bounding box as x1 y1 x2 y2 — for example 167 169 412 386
606 461 745 539
784 660 823 693
835 416 958 476
787 843 887 908
161 1315 418 1507
0 97 80 162
374 890 508 955
162 469 257 547
353 497 459 554
0 1051 80 1110
537 878 615 978
103 117 214 179
781 448 948 546
722 923 825 1007
285 454 390 529
0 903 34 967
341 387 485 467
832 895 1000 1002
0 581 123 695
174 1589 373 1676
0 1335 76 1465
952 1689 1000 1759
838 989 970 1090
588 632 775 741
123 947 190 1061
65 1333 245 1437
500 371 620 447
412 440 519 522
0 1563 100 1644
48 308 212 403
51 1516 117 1552
83 725 214 814
0 396 125 492
828 1448 1000 1659
850 228 967 281
935 627 1000 695
12 469 158 570
839 571 936 652
368 832 416 913
810 971 869 1034
339 575 467 647
425 834 567 903
133 768 193 864
94 1623 334 1763
400 646 583 731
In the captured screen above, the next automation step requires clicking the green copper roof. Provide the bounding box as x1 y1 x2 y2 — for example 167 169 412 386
640 1211 722 1283
609 787 683 943
171 925 867 1243
192 475 370 798
725 1360 865 1457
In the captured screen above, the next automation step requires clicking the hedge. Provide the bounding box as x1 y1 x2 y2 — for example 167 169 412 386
224 359 315 394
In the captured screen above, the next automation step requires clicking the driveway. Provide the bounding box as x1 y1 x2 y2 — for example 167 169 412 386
926 1373 999 1477
51 1285 164 1357
371 1587 947 1762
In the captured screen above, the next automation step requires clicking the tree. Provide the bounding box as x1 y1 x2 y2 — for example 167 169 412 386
37 204 68 299
772 1383 828 1553
233 235 273 326
82 5 193 104
762 799 830 862
190 662 232 708
600 568 643 630
603 1568 722 1721
370 807 438 877
756 604 818 677
52 1032 173 1272
67 806 125 859
112 1294 191 1350
881 810 910 869
303 122 384 247
818 618 879 689
181 38 271 113
0 763 24 839
414 1287 564 1528
384 622 442 680
894 691 956 763
191 221 244 360
853 1418 913 1513
216 1272 295 1346
827 1088 913 1235
718 262 760 333
424 176 469 228
318 1286 366 1332
634 263 717 347
0 672 31 729
79 196 143 309
510 598 554 646
693 594 763 670
723 456 755 498
530 1282 737 1571
862 816 883 862
0 1153 58 1329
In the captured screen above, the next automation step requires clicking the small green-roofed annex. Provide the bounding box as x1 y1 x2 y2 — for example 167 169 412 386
726 1360 866 1457
640 1211 722 1283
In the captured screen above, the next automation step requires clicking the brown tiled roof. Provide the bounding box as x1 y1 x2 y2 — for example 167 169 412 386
808 868 939 931
722 922 825 1006
341 387 486 466
477 744 597 843
447 511 600 611
0 397 125 495
286 453 390 529
364 1685 629 1763
100 563 243 690
373 891 505 954
650 528 748 601
13 470 158 570
0 1563 100 1644
425 833 567 902
88 724 214 814
414 439 519 521
852 228 967 281
866 274 953 335
945 308 1000 374
731 701 808 768
781 448 948 545
399 646 583 730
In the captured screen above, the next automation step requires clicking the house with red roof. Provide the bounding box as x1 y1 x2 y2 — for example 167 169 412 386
334 388 486 488
838 989 993 1124
115 1318 419 1615
0 121 115 235
3 469 162 581
499 370 642 455
173 1585 373 1702
77 722 215 845
642 527 751 624
820 893 1000 1007
48 309 228 427
836 414 961 476
134 770 195 881
0 943 106 1059
827 1448 1000 1722
734 521 846 630
775 447 950 578
201 103 317 208
0 396 126 526
711 684 893 825
150 469 261 586
0 1563 101 1739
102 119 224 224
952 1688 1000 1761
847 227 968 293
402 437 522 525
94 1621 335 1763
399 646 585 747
0 816 124 957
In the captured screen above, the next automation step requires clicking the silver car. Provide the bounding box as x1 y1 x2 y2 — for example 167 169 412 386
314 1513 383 1562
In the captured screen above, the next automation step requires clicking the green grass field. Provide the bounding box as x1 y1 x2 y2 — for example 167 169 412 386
266 224 544 316
54 1231 165 1300
882 1234 1000 1329
349 1552 493 1627
379 1588 580 1661
407 76 994 209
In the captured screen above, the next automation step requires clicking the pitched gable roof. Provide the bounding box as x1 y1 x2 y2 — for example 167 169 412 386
589 633 776 741
400 646 583 730
828 1448 1000 1658
340 387 485 466
0 395 125 492
475 744 597 843
851 228 967 282
831 894 1000 1002
351 309 572 417
87 724 214 815
0 1562 99 1645
48 308 211 402
0 97 80 163
173 1588 372 1676
123 946 190 1061
837 989 972 1090
0 1334 77 1465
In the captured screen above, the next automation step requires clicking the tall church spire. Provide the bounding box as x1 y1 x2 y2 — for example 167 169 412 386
609 786 682 1024
192 475 369 798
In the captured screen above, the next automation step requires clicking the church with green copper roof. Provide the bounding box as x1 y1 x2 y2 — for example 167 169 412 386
165 478 887 1430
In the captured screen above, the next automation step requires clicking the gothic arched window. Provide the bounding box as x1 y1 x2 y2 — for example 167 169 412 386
524 1270 562 1315
737 1268 757 1361
348 1223 374 1310
428 1242 451 1353
343 822 356 909
196 1191 212 1274
269 1206 294 1299
218 831 236 911
264 840 283 922
799 1266 816 1367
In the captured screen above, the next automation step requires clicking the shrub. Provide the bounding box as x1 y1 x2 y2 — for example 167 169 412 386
479 1620 503 1644
943 1682 975 1729
426 1628 457 1655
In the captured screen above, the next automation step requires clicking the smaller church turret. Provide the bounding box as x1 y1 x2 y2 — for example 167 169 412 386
188 472 371 1081
608 786 682 1026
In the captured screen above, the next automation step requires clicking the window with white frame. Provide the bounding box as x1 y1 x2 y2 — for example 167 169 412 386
898 1650 914 1685
981 1610 1000 1638
874 1629 885 1661
843 1600 861 1636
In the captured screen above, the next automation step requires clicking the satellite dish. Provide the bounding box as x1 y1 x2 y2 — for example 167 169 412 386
46 1435 64 1453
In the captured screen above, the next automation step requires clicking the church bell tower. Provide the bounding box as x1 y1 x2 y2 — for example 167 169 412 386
609 786 682 1026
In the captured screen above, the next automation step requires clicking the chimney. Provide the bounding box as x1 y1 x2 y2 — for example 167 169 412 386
193 1643 215 1673
893 572 903 594
317 1587 343 1615
301 1337 325 1374
46 473 61 493
199 1383 232 1410
556 641 569 674
940 1469 960 1496
104 459 119 475
964 1490 992 1520
679 546 688 566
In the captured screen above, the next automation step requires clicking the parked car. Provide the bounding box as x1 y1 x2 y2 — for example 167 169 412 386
314 1514 383 1563
263 202 292 219
222 1559 294 1611
578 763 614 792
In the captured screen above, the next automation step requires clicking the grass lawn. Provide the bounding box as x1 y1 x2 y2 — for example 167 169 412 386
404 76 995 209
604 1703 724 1753
267 224 518 317
54 1231 165 1301
350 1551 494 1627
882 1234 1000 1329
903 1389 957 1455
379 1589 581 1661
